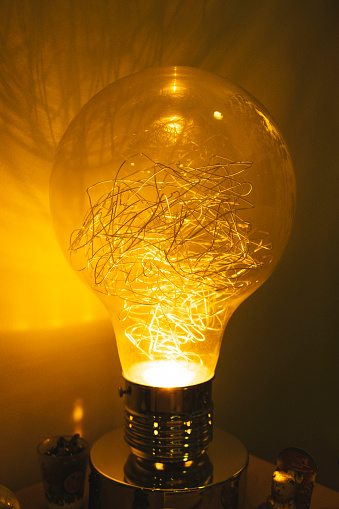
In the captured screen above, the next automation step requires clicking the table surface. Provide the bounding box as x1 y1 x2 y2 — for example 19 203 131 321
15 455 339 509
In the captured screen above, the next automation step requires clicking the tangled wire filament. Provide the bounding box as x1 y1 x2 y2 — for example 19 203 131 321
70 154 271 363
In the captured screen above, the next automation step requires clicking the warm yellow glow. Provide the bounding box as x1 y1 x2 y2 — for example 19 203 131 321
72 398 84 436
162 116 183 138
273 471 292 482
126 360 211 387
73 399 84 422
213 111 223 120
256 109 276 136
0 182 105 331
50 68 295 388
70 153 272 386
70 153 271 385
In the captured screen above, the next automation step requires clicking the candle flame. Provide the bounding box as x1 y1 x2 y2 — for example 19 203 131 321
72 398 84 435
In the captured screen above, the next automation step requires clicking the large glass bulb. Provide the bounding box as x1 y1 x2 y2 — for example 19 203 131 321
50 67 295 388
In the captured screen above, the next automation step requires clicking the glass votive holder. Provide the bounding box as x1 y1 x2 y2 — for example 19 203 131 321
37 435 89 509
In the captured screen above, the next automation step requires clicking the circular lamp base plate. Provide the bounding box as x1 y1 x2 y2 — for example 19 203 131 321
89 427 248 509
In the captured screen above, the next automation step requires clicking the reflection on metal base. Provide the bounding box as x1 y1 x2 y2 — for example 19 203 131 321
89 427 248 509
121 379 213 464
124 450 213 489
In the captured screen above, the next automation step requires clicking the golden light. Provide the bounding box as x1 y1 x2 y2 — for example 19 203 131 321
61 147 275 389
50 66 295 500
162 115 183 137
213 110 223 119
274 471 286 482
72 398 84 436
129 359 206 387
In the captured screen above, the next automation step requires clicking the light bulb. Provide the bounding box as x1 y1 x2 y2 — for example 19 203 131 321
50 67 295 390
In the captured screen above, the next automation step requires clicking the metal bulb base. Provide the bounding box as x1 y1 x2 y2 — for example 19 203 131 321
120 379 213 465
89 427 248 509
124 451 213 489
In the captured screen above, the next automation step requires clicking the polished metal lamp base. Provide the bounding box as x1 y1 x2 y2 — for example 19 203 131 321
121 379 214 467
89 427 248 509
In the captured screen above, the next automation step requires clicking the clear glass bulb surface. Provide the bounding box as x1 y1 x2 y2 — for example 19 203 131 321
50 67 295 388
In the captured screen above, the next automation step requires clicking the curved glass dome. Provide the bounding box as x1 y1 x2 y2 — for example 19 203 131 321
50 67 295 387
